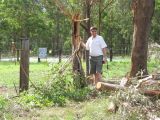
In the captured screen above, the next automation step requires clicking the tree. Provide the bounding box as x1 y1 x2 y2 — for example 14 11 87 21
130 0 155 77
151 0 160 44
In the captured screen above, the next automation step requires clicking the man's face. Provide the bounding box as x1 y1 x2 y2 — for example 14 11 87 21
90 29 97 37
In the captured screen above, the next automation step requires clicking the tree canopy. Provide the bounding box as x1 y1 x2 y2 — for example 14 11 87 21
0 0 159 54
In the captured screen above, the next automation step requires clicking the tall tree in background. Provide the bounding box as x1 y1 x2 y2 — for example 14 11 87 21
130 0 155 77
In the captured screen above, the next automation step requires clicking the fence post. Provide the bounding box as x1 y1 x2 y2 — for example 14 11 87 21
17 49 20 61
19 38 29 92
0 51 1 61
109 48 113 62
86 50 89 76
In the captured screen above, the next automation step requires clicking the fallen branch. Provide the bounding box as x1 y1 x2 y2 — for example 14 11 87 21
136 75 160 88
141 90 160 97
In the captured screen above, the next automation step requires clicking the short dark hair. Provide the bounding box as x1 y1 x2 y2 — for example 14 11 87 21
90 26 97 31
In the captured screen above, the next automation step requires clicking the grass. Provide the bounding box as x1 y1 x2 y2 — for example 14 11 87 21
0 61 51 87
12 96 110 120
0 57 160 120
1 57 159 87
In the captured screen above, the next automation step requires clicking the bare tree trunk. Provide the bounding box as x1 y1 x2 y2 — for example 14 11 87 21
85 0 91 76
130 0 155 77
72 14 81 72
72 14 86 88
98 0 102 35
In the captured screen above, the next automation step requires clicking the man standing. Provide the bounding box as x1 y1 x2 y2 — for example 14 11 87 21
86 26 107 84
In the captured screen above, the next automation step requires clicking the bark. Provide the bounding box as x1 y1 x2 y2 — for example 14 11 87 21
20 38 29 92
130 0 155 77
72 14 81 72
98 0 102 35
72 14 86 88
142 90 160 97
96 82 125 91
85 0 91 75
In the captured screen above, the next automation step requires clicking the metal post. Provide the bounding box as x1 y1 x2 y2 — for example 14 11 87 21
20 38 29 92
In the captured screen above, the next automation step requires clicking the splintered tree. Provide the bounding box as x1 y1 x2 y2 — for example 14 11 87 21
130 0 155 77
53 0 88 88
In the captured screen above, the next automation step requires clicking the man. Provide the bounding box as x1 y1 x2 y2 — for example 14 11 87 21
86 26 107 84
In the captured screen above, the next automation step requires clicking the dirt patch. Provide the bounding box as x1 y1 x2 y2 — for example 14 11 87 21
0 86 17 96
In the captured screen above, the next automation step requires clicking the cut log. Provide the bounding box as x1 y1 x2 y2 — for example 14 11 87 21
96 82 125 91
141 90 160 98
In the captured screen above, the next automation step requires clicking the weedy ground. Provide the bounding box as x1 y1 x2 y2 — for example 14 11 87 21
0 57 160 120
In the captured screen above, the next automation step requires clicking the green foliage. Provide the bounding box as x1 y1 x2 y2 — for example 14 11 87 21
18 92 53 108
0 0 159 55
151 0 160 44
18 63 91 107
0 95 12 120
0 95 7 110
68 87 91 101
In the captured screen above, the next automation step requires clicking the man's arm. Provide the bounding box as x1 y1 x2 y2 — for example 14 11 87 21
80 41 86 49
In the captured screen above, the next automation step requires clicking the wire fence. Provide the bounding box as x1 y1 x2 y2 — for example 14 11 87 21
0 49 132 62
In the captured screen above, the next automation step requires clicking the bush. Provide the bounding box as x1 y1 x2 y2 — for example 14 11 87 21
18 63 91 107
0 95 7 110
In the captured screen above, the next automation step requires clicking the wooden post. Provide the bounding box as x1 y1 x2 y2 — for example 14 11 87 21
86 50 89 75
38 57 40 62
20 38 29 92
17 49 20 61
0 51 1 61
110 48 113 62
59 48 62 63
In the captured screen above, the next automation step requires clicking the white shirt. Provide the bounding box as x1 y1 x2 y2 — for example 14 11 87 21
86 35 107 56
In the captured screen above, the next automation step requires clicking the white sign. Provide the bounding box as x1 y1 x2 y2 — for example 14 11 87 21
38 48 47 58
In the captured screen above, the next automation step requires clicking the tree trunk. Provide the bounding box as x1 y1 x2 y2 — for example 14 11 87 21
72 14 81 72
98 0 102 35
85 0 91 76
130 0 155 77
72 14 86 88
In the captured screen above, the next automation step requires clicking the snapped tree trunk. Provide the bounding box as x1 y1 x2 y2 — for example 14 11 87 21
72 14 80 72
130 0 155 77
72 14 86 88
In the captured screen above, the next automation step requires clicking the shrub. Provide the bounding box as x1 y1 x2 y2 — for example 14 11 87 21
18 63 91 107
